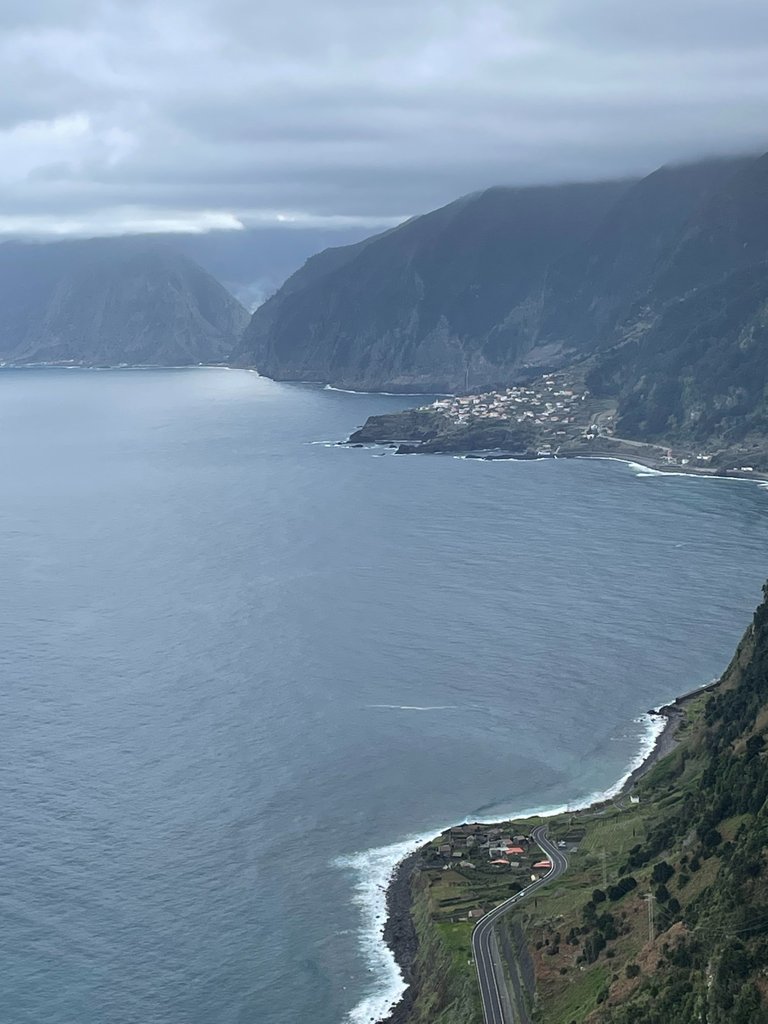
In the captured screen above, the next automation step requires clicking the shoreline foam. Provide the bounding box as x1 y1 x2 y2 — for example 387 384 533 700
579 454 768 486
339 703 680 1024
323 384 448 397
335 831 441 1023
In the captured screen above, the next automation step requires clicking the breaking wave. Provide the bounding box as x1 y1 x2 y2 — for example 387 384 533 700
335 829 439 1024
339 709 668 1023
366 704 459 711
323 384 446 397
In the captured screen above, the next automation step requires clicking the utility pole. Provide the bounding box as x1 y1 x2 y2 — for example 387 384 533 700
643 893 655 944
601 849 608 889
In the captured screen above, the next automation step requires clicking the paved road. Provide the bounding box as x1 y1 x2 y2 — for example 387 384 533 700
471 826 568 1024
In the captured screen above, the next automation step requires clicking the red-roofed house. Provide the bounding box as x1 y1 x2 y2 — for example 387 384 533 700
533 860 552 870
506 846 525 855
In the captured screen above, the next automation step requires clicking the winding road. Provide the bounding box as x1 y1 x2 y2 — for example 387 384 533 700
471 826 568 1024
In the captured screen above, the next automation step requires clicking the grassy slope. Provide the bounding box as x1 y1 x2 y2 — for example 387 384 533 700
406 872 483 1024
525 588 768 1024
403 585 768 1024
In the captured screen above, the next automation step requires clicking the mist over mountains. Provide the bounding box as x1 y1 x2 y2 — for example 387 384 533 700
0 224 379 366
236 153 763 409
0 238 249 366
234 178 632 391
3 149 768 449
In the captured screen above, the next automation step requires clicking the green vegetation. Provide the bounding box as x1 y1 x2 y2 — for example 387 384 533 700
528 584 768 1024
405 873 483 1024
401 583 768 1024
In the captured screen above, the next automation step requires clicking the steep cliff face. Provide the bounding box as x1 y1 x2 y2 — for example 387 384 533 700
0 239 249 366
593 588 768 1024
591 263 768 441
588 154 768 442
404 873 484 1024
538 156 751 348
395 584 768 1024
235 155 758 394
234 181 631 391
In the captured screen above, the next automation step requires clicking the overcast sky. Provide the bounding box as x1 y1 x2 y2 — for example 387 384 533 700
2 0 768 237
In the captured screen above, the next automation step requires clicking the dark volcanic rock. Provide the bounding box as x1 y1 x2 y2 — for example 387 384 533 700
351 407 536 456
348 409 447 444
379 853 420 1024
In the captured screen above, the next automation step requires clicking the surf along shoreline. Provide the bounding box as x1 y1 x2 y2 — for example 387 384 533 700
348 432 768 484
367 679 718 1024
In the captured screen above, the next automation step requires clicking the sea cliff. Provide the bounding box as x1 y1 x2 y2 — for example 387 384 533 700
375 588 768 1024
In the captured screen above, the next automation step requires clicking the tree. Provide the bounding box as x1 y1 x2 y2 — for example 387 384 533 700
702 828 723 849
652 861 675 884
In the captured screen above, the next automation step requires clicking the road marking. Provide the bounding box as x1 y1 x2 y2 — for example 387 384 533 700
472 827 568 1024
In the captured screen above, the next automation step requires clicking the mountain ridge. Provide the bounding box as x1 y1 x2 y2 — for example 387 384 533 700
234 179 634 391
0 238 249 367
236 154 762 399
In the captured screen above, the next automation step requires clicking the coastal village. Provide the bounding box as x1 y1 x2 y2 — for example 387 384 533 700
426 371 595 448
417 370 766 474
352 367 768 473
421 821 582 923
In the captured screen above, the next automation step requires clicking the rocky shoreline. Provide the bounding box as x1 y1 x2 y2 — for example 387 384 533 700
374 679 721 1024
625 681 719 787
345 409 768 481
377 852 420 1024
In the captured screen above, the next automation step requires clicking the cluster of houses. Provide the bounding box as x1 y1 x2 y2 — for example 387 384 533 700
426 373 588 433
433 823 552 876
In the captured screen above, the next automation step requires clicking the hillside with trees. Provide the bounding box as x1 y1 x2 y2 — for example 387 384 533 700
393 583 768 1024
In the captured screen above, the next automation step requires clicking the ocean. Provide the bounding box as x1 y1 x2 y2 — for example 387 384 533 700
1 366 767 1024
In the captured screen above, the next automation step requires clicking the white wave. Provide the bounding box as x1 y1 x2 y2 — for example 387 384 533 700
366 704 459 711
496 456 552 463
580 454 768 488
468 712 668 824
577 713 667 805
336 704 679 1024
580 455 677 477
578 455 660 474
336 829 439 1024
451 455 555 464
323 384 449 397
642 470 763 483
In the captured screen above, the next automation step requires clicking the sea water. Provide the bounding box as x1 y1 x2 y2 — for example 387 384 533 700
1 367 767 1024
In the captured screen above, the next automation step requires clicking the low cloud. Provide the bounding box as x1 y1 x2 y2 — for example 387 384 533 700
1 0 767 237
